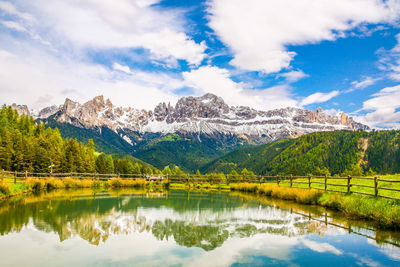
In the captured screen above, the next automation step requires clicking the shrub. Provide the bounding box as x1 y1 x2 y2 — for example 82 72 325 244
62 178 80 188
108 178 123 187
92 180 102 187
0 182 10 195
258 185 273 196
45 178 65 190
25 178 45 191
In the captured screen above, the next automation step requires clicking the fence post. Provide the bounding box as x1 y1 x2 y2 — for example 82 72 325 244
14 171 17 184
276 175 280 186
118 173 120 179
347 175 351 194
308 175 311 189
374 176 378 197
25 170 28 180
324 174 327 191
290 174 292 188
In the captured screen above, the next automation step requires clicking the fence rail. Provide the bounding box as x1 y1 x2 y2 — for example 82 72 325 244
1 170 399 200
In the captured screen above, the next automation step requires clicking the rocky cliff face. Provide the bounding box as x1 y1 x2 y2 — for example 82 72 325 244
35 93 369 145
11 104 30 116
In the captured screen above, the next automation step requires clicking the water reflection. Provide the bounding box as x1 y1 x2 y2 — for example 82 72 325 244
0 189 399 266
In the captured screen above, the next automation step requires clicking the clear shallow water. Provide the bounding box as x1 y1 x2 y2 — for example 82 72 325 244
0 189 399 267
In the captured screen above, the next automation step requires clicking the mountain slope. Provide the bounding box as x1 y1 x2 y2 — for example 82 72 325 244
201 130 400 175
200 139 294 174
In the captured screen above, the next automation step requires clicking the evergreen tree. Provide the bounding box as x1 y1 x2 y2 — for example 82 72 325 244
105 155 115 174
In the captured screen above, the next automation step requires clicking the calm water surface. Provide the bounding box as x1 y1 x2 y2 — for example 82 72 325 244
0 189 399 267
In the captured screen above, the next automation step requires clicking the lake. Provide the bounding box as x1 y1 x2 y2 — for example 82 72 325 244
0 189 399 266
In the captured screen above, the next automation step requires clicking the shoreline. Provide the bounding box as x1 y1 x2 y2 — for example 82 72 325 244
1 178 399 230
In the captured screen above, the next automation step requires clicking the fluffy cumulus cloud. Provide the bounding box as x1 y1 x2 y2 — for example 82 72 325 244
0 44 182 110
182 66 298 110
300 90 340 106
0 0 205 109
208 0 400 73
358 85 400 128
1 0 206 65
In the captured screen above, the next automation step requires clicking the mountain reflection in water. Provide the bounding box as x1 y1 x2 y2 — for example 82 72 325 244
0 189 399 267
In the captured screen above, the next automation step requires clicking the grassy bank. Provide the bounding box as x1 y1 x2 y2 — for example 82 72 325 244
231 183 400 229
0 178 153 199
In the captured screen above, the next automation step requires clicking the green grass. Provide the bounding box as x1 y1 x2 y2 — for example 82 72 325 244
267 174 400 199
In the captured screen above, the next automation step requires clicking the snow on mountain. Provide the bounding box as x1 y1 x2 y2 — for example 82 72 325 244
29 94 369 143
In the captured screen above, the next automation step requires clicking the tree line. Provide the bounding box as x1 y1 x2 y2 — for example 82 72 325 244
0 106 158 174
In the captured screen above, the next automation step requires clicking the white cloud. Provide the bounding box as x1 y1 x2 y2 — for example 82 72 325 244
0 1 34 21
300 90 340 106
182 66 298 110
302 239 343 255
208 0 400 73
112 63 132 74
5 0 206 66
0 44 182 110
278 70 309 83
0 20 27 32
357 85 400 128
351 76 379 89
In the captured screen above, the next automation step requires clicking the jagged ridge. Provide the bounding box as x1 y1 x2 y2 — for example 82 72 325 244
29 94 368 146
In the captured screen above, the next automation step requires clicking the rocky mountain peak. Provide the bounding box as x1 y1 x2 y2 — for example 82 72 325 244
11 104 30 116
173 93 230 121
63 98 79 113
31 93 369 145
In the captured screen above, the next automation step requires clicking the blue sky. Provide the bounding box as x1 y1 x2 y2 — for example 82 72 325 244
0 0 400 128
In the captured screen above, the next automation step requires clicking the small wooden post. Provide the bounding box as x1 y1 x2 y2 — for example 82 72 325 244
347 175 351 194
14 171 17 184
324 174 327 191
290 174 293 188
25 170 28 180
118 173 120 179
374 176 378 197
276 175 280 186
308 175 311 189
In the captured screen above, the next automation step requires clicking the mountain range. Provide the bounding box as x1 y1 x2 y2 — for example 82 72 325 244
11 94 369 172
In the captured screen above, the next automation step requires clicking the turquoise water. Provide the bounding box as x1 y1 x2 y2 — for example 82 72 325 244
0 189 399 266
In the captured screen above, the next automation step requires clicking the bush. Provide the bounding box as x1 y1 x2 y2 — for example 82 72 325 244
0 182 10 195
25 178 45 191
45 179 65 190
92 180 102 187
108 178 123 187
258 185 273 196
62 178 80 188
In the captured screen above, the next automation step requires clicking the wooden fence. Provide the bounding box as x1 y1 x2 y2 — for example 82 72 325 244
1 170 400 200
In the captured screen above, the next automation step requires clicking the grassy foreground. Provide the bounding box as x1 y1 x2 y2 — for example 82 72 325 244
231 183 400 229
0 178 152 199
